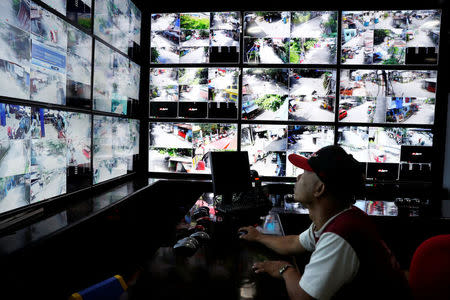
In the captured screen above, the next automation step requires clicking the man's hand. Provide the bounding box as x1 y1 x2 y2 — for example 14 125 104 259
252 260 292 279
237 226 262 242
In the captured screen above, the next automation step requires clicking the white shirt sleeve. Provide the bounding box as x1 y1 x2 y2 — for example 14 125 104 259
299 223 316 252
299 232 360 300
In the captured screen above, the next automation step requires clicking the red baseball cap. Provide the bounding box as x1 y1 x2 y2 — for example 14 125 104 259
288 145 364 195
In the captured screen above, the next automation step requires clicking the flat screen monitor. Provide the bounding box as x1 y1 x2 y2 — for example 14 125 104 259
400 145 432 163
151 12 241 64
366 162 399 180
210 151 252 204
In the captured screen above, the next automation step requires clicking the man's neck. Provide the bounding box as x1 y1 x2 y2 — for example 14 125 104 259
309 202 348 231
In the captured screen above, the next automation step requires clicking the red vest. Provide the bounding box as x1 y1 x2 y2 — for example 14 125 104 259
316 206 412 300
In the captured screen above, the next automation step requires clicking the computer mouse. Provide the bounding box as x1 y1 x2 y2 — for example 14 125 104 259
238 230 248 238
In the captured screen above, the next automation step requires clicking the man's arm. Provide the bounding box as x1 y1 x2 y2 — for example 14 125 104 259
283 267 315 300
238 226 307 256
252 261 314 300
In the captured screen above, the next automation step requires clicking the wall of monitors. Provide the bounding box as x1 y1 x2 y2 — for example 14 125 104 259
0 0 141 216
149 9 442 180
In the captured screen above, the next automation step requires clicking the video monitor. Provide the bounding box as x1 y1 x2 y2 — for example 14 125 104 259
40 0 66 15
366 201 398 216
149 102 178 118
0 1 93 109
341 10 441 65
400 145 432 163
0 103 31 182
192 123 237 173
287 125 335 152
366 162 399 180
66 24 92 108
150 67 239 119
338 126 433 163
148 147 193 173
40 0 92 30
242 68 289 120
339 69 437 125
93 115 139 184
65 111 92 191
210 151 251 201
208 102 237 119
93 40 140 116
244 11 338 64
67 0 92 29
241 124 287 176
178 102 207 118
151 12 241 64
148 122 238 174
94 0 141 56
399 161 432 181
149 123 193 149
289 69 337 121
0 1 31 100
0 103 94 213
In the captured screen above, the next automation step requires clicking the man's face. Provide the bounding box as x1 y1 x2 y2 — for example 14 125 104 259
293 170 322 207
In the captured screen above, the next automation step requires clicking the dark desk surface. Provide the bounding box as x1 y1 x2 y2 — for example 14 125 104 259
126 193 292 300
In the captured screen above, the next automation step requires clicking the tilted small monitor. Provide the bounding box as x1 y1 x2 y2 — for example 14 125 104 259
210 151 252 205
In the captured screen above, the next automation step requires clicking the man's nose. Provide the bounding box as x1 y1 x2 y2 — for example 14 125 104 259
297 174 302 181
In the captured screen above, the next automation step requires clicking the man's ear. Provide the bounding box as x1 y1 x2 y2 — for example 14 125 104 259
313 181 326 198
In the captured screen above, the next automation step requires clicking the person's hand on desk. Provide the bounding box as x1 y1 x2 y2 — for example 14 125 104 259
238 226 262 242
252 260 293 279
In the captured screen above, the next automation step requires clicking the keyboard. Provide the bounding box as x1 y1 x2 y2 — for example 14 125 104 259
216 187 273 215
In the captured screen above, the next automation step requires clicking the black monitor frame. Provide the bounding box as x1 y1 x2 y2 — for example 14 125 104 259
210 151 252 205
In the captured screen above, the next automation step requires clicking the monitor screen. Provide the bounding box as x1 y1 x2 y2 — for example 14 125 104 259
94 0 141 56
210 151 251 197
244 11 338 64
400 145 432 163
366 162 399 180
150 67 239 119
148 122 237 174
0 102 93 213
93 40 140 116
93 115 139 184
338 126 432 163
339 69 437 125
0 1 93 109
341 10 441 65
151 12 241 64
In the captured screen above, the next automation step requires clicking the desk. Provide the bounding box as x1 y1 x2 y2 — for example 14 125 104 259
127 193 292 300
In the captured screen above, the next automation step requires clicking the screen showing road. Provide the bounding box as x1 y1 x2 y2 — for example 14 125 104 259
151 12 241 63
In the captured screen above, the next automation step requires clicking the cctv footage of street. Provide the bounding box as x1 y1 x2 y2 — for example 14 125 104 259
341 10 440 65
94 0 141 54
93 40 140 115
93 115 139 184
244 11 338 64
0 102 92 212
151 12 240 64
149 67 239 119
338 126 432 163
339 69 437 124
0 0 93 108
149 122 237 174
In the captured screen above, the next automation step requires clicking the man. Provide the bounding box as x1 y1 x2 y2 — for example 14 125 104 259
238 145 411 300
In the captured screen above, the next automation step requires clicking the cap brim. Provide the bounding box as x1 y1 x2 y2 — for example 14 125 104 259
288 153 313 171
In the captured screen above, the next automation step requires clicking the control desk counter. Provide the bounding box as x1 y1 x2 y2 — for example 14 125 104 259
128 193 293 300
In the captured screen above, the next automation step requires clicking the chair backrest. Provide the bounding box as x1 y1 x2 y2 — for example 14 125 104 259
69 275 127 300
409 234 450 300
